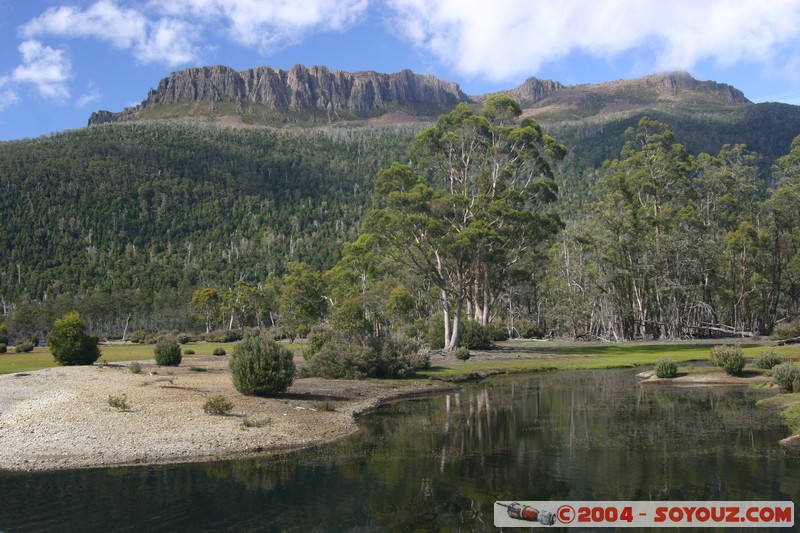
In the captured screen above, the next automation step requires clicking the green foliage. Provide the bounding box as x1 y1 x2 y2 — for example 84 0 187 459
655 357 678 378
0 122 415 334
107 395 129 410
0 344 6 354
212 347 226 356
773 319 800 340
454 347 471 361
710 345 745 375
772 362 800 391
755 349 783 369
426 316 446 350
304 332 424 379
203 395 233 415
459 320 493 350
206 330 242 343
229 331 295 396
154 336 182 366
14 341 34 353
177 334 191 344
47 311 101 365
129 361 142 374
184 349 195 355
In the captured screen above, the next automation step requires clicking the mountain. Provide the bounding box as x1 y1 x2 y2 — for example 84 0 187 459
89 65 469 126
89 66 750 128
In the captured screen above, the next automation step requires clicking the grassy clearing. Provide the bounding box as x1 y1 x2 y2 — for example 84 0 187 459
419 340 800 379
2 338 797 376
0 342 233 374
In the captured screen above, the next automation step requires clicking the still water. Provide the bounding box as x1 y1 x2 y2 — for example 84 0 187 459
1 369 798 532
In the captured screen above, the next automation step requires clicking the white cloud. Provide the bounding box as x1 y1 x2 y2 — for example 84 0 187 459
20 0 147 49
11 40 72 100
20 0 199 67
0 77 21 111
133 18 199 66
152 0 370 51
75 86 102 108
385 0 800 81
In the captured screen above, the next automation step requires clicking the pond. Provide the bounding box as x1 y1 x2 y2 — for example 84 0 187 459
1 369 798 531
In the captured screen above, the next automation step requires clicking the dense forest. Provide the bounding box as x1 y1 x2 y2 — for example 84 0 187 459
1 98 800 349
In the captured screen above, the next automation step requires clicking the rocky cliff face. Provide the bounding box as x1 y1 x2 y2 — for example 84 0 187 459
90 65 470 125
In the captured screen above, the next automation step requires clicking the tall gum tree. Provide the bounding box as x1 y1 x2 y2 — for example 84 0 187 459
366 97 565 350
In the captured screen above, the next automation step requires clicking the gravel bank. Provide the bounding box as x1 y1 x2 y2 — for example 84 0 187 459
0 357 455 472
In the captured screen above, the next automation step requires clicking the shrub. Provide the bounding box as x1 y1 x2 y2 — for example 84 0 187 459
305 333 423 379
755 349 783 369
177 334 191 345
108 395 129 410
426 316 446 350
212 347 226 356
129 362 142 374
454 347 471 361
154 336 182 366
47 311 101 365
207 329 242 343
773 319 800 340
203 395 233 415
459 320 493 350
184 349 195 355
14 341 35 353
710 345 745 375
655 357 678 378
0 343 6 353
772 362 800 391
229 331 295 396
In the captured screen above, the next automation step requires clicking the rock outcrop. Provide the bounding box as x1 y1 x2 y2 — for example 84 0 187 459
89 65 470 125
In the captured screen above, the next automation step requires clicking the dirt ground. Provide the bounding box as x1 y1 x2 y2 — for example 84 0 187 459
0 356 455 472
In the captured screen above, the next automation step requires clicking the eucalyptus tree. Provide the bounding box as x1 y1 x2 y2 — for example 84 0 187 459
590 117 704 339
767 135 800 324
366 96 565 350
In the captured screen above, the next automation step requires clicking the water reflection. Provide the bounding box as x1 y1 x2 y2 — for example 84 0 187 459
1 369 797 532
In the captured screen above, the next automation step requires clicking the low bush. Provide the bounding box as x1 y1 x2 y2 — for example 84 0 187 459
773 319 800 340
655 357 678 378
129 362 142 374
184 349 195 355
177 334 191 345
206 329 243 343
14 341 34 353
755 349 783 369
107 395 129 410
0 344 6 354
47 311 100 365
229 331 295 396
203 395 233 415
212 347 226 356
454 347 471 361
305 333 424 379
154 336 182 366
772 362 800 391
460 320 493 350
710 344 745 375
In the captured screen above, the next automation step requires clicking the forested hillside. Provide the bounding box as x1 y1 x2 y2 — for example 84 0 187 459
2 78 800 346
0 122 417 336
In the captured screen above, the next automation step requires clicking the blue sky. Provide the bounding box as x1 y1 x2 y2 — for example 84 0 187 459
2 0 800 141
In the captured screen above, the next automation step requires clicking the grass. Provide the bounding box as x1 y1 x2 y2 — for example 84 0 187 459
418 340 800 379
2 338 798 377
0 342 237 374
